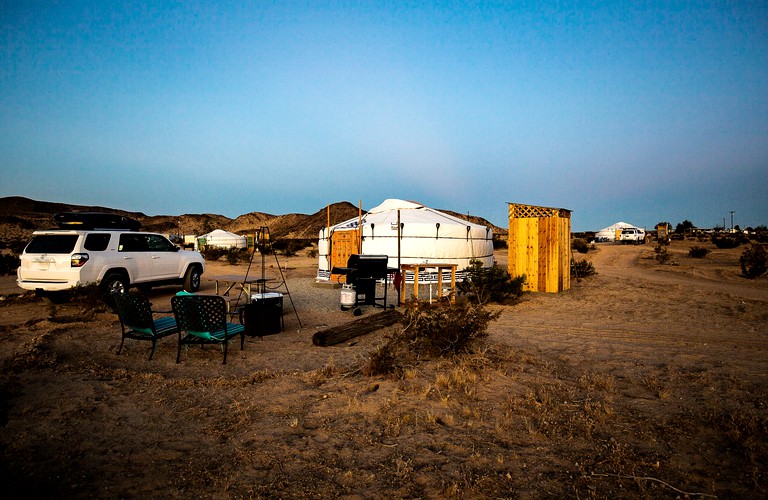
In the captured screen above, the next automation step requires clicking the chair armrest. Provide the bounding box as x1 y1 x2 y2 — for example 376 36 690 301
152 309 173 314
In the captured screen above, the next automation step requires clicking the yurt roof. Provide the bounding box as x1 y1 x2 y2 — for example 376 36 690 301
201 229 244 238
597 221 640 233
332 199 489 231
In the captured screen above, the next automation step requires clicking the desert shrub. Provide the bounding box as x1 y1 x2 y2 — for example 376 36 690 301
571 259 596 278
270 239 312 256
201 247 227 261
362 300 500 376
571 238 589 254
401 300 499 357
740 244 767 279
0 253 19 276
712 234 748 249
306 248 318 258
226 248 242 265
282 241 302 257
688 246 710 258
654 244 670 264
362 343 403 378
457 259 525 305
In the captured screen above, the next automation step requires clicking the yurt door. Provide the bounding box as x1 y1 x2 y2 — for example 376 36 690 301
329 229 360 283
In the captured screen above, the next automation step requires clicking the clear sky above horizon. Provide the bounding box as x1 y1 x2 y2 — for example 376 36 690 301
1 1 766 231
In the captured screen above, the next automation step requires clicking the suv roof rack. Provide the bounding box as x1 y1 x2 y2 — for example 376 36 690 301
54 212 142 231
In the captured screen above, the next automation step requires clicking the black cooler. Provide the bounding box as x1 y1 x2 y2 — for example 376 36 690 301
240 292 284 336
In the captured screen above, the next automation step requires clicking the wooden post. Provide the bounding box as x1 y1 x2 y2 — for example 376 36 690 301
358 200 362 253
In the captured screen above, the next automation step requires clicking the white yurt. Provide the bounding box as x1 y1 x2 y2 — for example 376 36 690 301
198 229 247 249
595 222 640 242
316 199 494 283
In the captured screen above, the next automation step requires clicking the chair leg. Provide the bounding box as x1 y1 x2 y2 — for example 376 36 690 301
222 341 228 364
176 339 182 363
117 336 126 355
148 339 158 361
240 332 245 349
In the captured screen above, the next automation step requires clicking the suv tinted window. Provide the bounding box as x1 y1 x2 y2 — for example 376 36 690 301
84 233 111 251
119 233 148 252
25 235 79 254
146 234 176 251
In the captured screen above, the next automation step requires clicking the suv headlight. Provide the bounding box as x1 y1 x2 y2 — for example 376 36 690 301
71 253 89 267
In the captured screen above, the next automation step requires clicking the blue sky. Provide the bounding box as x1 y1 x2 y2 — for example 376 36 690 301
1 1 766 231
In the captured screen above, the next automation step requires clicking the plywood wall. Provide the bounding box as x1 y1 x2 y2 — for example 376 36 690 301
508 203 571 293
329 229 360 283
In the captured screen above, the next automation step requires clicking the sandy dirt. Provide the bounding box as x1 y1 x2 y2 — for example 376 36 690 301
0 241 766 498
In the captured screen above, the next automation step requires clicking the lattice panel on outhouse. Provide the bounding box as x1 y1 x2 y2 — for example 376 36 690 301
509 203 571 219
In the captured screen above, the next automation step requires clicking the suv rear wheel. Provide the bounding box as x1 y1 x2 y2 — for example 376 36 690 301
101 272 129 295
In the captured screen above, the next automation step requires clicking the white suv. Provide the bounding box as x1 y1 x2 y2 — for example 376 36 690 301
17 216 205 301
618 228 646 244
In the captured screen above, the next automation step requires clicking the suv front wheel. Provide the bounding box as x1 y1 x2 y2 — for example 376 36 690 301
184 265 202 292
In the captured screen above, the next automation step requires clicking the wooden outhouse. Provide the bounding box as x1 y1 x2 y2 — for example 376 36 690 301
508 203 572 293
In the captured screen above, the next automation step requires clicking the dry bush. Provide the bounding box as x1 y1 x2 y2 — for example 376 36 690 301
458 259 525 305
399 300 499 357
688 246 710 258
571 259 596 278
654 244 670 264
362 300 499 377
571 238 589 254
740 243 767 279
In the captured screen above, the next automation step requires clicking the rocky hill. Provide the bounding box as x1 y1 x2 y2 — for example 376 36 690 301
0 196 506 250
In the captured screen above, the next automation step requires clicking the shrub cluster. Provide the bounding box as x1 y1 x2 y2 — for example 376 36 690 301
688 246 710 258
492 237 508 250
362 300 500 377
200 247 228 261
712 234 747 249
571 238 589 254
457 259 525 305
740 244 767 279
0 253 19 276
654 244 670 264
571 259 596 278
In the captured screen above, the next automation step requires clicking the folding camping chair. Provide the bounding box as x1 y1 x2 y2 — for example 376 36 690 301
112 292 178 360
171 294 245 364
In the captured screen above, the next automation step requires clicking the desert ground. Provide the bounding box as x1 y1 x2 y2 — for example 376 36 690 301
0 240 766 498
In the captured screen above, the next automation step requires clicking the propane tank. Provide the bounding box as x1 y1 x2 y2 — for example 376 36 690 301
340 284 356 309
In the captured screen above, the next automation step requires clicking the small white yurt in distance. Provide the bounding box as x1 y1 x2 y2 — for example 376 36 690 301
198 229 247 249
317 199 494 283
595 222 640 242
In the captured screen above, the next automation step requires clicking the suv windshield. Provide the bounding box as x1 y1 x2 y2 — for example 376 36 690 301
24 235 79 254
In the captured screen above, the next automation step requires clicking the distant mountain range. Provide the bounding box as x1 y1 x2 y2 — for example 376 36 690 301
0 196 506 249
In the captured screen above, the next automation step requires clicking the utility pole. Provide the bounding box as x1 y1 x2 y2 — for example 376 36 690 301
730 211 735 232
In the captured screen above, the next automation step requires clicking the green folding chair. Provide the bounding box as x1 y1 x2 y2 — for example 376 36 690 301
171 294 245 364
112 292 178 360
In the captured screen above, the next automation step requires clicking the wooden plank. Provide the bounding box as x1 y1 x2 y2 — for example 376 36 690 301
507 205 518 280
527 217 539 292
547 215 559 292
538 217 548 292
312 309 400 346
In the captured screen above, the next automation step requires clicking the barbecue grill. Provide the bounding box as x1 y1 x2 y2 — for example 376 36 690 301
331 254 396 312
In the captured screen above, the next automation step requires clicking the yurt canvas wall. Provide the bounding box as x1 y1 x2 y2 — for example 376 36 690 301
508 202 571 293
317 199 494 283
198 229 247 249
